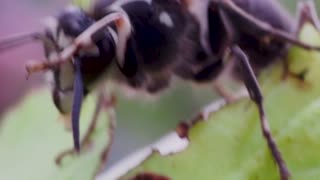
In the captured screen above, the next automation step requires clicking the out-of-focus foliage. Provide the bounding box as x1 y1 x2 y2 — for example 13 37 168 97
281 0 320 14
0 92 112 180
121 24 320 180
73 0 91 10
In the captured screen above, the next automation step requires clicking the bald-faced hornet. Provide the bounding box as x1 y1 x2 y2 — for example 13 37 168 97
0 0 319 179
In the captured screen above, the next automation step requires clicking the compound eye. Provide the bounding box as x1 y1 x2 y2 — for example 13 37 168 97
58 8 95 37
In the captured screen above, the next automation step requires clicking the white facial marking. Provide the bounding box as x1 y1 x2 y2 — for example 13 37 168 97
159 11 174 28
58 90 74 113
188 0 211 54
57 31 74 49
43 16 58 39
59 61 75 90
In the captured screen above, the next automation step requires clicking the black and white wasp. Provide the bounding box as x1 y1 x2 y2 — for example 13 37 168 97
1 0 320 179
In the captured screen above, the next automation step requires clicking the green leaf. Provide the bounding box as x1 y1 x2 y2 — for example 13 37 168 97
73 0 91 10
121 24 320 179
0 91 112 180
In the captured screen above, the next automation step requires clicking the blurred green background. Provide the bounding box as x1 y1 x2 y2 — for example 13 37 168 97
0 0 319 170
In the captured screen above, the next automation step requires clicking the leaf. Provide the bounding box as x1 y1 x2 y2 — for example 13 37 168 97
120 24 320 179
0 91 113 180
73 0 91 11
